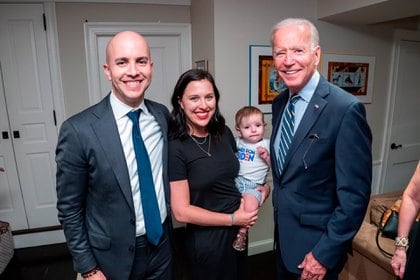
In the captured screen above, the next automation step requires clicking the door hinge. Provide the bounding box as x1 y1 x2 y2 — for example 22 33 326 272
53 110 57 126
43 13 47 31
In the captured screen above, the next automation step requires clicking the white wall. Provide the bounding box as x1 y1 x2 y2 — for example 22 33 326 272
317 0 387 18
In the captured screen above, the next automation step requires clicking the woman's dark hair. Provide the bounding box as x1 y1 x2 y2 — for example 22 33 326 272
169 69 226 140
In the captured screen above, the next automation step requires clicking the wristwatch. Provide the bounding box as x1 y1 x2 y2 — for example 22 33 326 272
395 236 409 248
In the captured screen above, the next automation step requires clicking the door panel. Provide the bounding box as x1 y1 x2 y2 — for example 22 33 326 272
0 63 28 230
384 40 420 192
144 36 182 108
0 4 59 229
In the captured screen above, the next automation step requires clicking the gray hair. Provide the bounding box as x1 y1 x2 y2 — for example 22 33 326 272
270 18 319 50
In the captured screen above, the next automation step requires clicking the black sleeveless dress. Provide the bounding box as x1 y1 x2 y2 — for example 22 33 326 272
405 222 419 280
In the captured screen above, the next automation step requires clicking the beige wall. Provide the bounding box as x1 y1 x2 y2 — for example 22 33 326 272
56 2 190 117
191 0 215 74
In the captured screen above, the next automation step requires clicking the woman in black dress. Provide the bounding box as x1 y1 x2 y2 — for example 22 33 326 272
168 69 269 280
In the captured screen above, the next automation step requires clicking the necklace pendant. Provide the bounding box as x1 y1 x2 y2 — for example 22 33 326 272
190 134 212 157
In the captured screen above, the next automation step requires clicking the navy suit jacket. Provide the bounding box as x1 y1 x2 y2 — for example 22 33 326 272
56 95 170 279
270 76 372 273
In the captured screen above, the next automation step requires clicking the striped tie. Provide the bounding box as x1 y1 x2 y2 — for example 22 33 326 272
278 95 300 174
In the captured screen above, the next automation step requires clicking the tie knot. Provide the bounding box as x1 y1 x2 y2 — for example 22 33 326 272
290 94 300 105
127 110 141 123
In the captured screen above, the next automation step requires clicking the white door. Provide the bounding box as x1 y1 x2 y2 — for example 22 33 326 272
84 23 191 108
0 4 59 230
383 38 420 193
0 64 28 229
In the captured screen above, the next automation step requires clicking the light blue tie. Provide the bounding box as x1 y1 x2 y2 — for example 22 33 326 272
278 95 300 174
127 110 162 246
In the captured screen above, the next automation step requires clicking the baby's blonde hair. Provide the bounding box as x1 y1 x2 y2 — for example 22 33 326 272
235 106 265 129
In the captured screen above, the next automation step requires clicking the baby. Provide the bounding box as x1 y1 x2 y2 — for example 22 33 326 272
233 106 270 251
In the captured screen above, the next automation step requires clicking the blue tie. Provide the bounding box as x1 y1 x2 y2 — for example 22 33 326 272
127 110 162 246
278 95 300 174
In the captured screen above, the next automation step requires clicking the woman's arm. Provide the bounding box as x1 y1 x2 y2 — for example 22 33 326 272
391 161 420 278
170 180 258 227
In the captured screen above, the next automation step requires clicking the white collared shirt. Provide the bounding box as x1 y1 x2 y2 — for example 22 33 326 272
110 93 167 236
293 70 320 129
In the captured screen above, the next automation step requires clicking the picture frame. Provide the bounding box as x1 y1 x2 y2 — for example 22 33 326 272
322 54 375 103
249 45 286 114
195 59 207 70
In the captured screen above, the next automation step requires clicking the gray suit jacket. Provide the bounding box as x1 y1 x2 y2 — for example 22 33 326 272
270 76 372 273
56 95 170 279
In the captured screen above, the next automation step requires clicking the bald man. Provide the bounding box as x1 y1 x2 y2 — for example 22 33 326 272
56 31 173 280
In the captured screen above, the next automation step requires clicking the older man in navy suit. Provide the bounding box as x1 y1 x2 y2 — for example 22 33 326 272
270 18 372 280
56 31 172 279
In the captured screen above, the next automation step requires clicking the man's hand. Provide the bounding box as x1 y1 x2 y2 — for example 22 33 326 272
83 269 106 280
298 252 327 280
256 183 271 205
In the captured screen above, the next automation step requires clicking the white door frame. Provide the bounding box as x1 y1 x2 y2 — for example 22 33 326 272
379 29 420 194
84 22 191 105
44 2 66 129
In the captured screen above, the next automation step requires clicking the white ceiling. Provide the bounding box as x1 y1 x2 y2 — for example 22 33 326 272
0 0 417 27
318 0 420 25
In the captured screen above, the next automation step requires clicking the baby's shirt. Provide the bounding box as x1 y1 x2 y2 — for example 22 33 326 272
236 138 270 184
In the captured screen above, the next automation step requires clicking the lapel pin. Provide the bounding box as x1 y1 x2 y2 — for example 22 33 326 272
314 104 320 109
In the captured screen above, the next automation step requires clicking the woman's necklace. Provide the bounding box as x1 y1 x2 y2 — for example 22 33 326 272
190 134 211 157
190 134 207 145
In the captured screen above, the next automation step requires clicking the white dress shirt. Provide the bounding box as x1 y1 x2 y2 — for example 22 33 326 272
110 93 167 236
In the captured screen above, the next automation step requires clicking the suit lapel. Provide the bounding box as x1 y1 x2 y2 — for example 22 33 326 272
91 96 134 210
271 93 289 142
271 91 289 179
282 78 329 172
145 100 170 204
146 100 168 139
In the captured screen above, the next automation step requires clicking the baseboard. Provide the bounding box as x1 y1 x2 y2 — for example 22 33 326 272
13 229 66 249
248 238 274 256
13 228 275 256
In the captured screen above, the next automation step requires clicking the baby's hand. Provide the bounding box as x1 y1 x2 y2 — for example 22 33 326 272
256 146 270 164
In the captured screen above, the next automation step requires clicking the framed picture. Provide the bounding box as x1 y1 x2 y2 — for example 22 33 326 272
322 54 375 103
249 45 286 114
195 59 207 70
